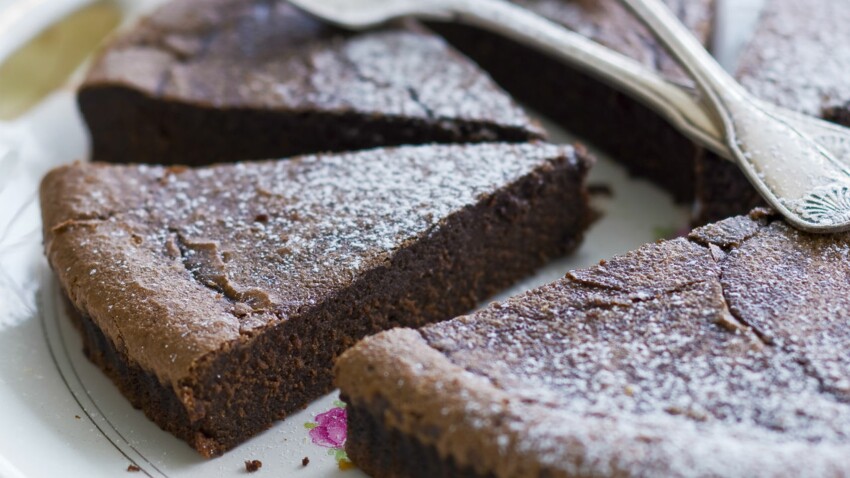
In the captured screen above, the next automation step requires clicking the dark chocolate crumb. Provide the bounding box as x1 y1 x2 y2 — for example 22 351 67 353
245 460 262 473
588 183 614 198
301 457 310 467
127 465 141 472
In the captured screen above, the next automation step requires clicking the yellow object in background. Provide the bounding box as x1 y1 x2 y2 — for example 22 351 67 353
0 0 120 120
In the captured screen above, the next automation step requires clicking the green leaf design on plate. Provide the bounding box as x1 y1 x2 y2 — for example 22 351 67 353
324 448 350 462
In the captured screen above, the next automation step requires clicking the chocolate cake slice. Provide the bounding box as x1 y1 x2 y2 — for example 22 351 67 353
337 209 850 477
40 142 591 457
78 0 543 165
429 0 715 205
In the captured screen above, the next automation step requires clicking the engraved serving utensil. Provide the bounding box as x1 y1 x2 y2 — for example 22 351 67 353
289 0 850 233
619 0 850 232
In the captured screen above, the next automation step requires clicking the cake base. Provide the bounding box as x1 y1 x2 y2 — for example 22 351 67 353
344 396 489 478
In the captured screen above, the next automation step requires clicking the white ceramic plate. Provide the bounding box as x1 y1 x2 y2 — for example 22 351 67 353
0 1 764 476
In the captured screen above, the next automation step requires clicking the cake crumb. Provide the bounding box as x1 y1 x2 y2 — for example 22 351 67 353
245 460 262 473
587 183 614 198
301 457 310 467
126 465 140 472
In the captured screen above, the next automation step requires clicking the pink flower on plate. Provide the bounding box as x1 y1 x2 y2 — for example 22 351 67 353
305 401 354 469
307 406 347 448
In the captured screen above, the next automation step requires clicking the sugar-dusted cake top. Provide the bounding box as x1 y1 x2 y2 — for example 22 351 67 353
338 210 850 477
41 142 586 384
84 0 540 132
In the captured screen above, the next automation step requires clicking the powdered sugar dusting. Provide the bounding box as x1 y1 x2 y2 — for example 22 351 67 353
718 220 850 402
43 142 576 380
106 0 536 131
417 216 850 476
85 142 574 321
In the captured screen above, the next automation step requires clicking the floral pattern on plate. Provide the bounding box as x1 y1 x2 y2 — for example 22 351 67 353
305 400 354 470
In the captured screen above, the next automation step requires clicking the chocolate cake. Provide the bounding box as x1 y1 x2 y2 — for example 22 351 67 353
427 0 800 224
428 0 716 206
78 0 543 165
337 209 850 477
40 142 591 457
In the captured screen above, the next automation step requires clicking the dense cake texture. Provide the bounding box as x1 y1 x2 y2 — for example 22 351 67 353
40 142 591 457
337 209 850 477
78 0 543 165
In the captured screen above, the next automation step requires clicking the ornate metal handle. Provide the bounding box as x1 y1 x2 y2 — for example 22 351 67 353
619 0 850 232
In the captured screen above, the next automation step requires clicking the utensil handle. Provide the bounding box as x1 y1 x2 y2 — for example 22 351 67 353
619 0 850 232
618 0 745 104
440 0 726 156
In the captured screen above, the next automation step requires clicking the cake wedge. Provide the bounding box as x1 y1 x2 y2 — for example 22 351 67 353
78 0 543 165
337 209 850 477
430 0 715 207
40 142 591 457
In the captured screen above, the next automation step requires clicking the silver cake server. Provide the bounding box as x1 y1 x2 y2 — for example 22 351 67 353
619 0 850 231
289 0 850 232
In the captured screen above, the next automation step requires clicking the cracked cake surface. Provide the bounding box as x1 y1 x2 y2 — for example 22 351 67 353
40 142 591 456
337 209 850 477
79 0 543 164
